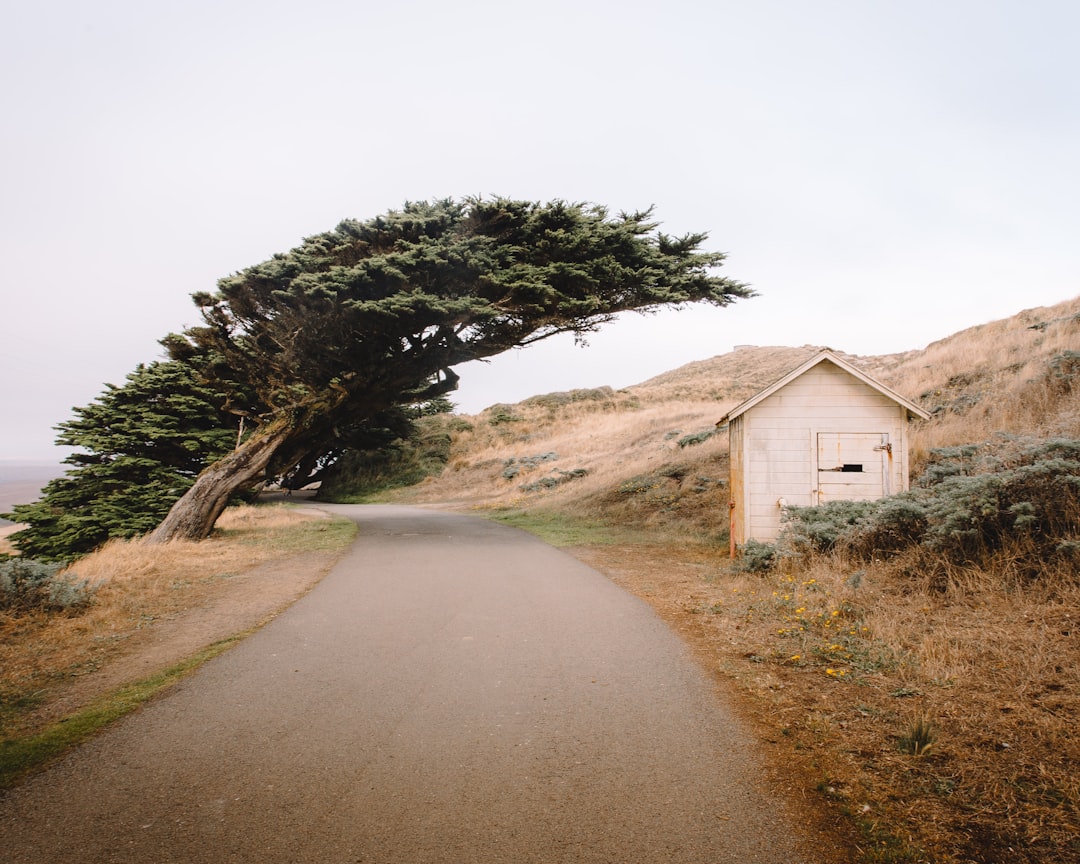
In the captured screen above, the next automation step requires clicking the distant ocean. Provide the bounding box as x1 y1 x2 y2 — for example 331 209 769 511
0 462 64 524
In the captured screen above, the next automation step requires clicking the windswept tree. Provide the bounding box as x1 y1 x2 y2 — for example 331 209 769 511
148 197 751 543
5 360 242 561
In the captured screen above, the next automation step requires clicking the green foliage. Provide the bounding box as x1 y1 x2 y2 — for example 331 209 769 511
917 443 1080 569
677 428 717 448
0 559 96 613
842 498 929 557
915 444 983 486
519 468 589 492
486 404 523 426
151 197 748 536
521 386 617 410
734 539 778 573
37 197 744 546
316 415 458 500
411 396 456 417
780 500 879 554
776 438 1080 579
3 361 240 561
175 198 747 457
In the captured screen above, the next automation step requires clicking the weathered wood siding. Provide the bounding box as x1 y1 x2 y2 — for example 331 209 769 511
728 415 745 548
730 360 914 544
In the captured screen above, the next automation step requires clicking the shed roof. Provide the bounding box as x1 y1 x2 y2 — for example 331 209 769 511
717 349 931 425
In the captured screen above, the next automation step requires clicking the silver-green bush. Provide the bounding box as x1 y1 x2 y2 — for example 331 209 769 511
773 437 1080 581
0 558 96 613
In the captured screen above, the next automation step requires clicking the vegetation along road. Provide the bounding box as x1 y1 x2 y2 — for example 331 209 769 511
1 505 817 863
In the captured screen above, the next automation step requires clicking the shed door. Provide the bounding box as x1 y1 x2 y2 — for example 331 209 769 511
816 433 890 503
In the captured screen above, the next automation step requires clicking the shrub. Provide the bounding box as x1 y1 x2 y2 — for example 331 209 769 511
521 386 616 409
502 452 559 480
486 404 523 426
0 559 97 613
842 496 929 557
918 453 1080 571
677 428 716 448
520 468 589 493
780 499 880 554
776 437 1080 581
734 539 778 573
915 444 985 486
1044 350 1080 396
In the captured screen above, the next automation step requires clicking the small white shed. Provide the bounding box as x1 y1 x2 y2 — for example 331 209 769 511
719 349 930 550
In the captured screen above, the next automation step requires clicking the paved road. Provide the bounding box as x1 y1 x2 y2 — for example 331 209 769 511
2 505 809 863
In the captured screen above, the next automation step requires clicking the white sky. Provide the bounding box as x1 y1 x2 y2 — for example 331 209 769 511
1 0 1077 461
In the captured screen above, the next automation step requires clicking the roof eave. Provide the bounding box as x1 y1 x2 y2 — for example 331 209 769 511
718 349 931 424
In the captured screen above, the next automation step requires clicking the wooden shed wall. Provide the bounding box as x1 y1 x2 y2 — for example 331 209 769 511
727 415 745 547
730 361 913 545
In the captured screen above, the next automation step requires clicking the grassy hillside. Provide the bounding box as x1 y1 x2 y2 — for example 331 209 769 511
325 295 1080 864
354 296 1079 540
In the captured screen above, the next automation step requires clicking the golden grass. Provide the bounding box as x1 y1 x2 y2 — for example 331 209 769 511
407 397 734 531
729 553 1079 862
551 531 1080 863
880 296 1080 467
378 293 1080 862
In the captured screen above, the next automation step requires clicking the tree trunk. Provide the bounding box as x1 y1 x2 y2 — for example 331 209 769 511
145 420 293 544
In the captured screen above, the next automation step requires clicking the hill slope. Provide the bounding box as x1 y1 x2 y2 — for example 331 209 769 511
354 295 1079 539
344 296 1080 863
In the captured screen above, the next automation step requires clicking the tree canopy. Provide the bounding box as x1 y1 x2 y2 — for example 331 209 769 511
164 198 747 514
16 197 751 552
4 361 241 560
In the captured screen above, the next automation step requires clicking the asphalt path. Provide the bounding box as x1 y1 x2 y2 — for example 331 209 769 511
2 505 810 863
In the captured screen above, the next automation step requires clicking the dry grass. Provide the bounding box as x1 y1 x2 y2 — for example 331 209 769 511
739 556 1079 862
878 296 1080 468
559 534 1080 864
404 395 737 539
0 505 353 739
372 294 1080 863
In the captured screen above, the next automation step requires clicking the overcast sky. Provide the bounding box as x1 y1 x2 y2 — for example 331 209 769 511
2 0 1077 462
